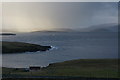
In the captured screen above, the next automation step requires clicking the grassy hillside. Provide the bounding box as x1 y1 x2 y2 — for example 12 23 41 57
2 59 119 78
2 41 51 53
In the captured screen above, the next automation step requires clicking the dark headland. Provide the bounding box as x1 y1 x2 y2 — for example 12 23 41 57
2 41 51 54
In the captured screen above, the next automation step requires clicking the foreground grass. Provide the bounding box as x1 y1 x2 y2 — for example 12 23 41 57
2 41 51 53
2 59 119 78
2 77 119 80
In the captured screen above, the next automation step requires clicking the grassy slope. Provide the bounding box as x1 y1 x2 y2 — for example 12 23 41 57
2 59 119 78
2 41 51 53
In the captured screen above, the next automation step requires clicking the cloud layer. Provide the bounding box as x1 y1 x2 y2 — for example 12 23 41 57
2 2 118 32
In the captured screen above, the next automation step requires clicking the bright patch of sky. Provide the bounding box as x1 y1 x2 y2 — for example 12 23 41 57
2 2 118 32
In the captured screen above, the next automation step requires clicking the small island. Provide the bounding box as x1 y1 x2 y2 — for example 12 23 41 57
2 41 51 54
0 33 16 36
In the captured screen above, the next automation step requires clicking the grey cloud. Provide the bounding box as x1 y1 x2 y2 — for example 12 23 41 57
2 2 118 32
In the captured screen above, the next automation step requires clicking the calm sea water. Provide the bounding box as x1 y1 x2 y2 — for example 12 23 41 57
2 32 118 68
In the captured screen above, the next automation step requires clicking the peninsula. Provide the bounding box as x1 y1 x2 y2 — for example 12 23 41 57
2 41 51 53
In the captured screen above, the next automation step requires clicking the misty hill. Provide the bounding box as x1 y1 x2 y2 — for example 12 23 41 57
31 23 118 33
31 28 75 33
91 28 112 32
78 23 118 32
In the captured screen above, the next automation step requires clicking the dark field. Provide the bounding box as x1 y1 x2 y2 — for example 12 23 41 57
2 59 119 79
2 77 119 80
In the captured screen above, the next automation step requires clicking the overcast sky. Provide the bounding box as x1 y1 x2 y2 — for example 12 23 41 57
2 2 118 32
